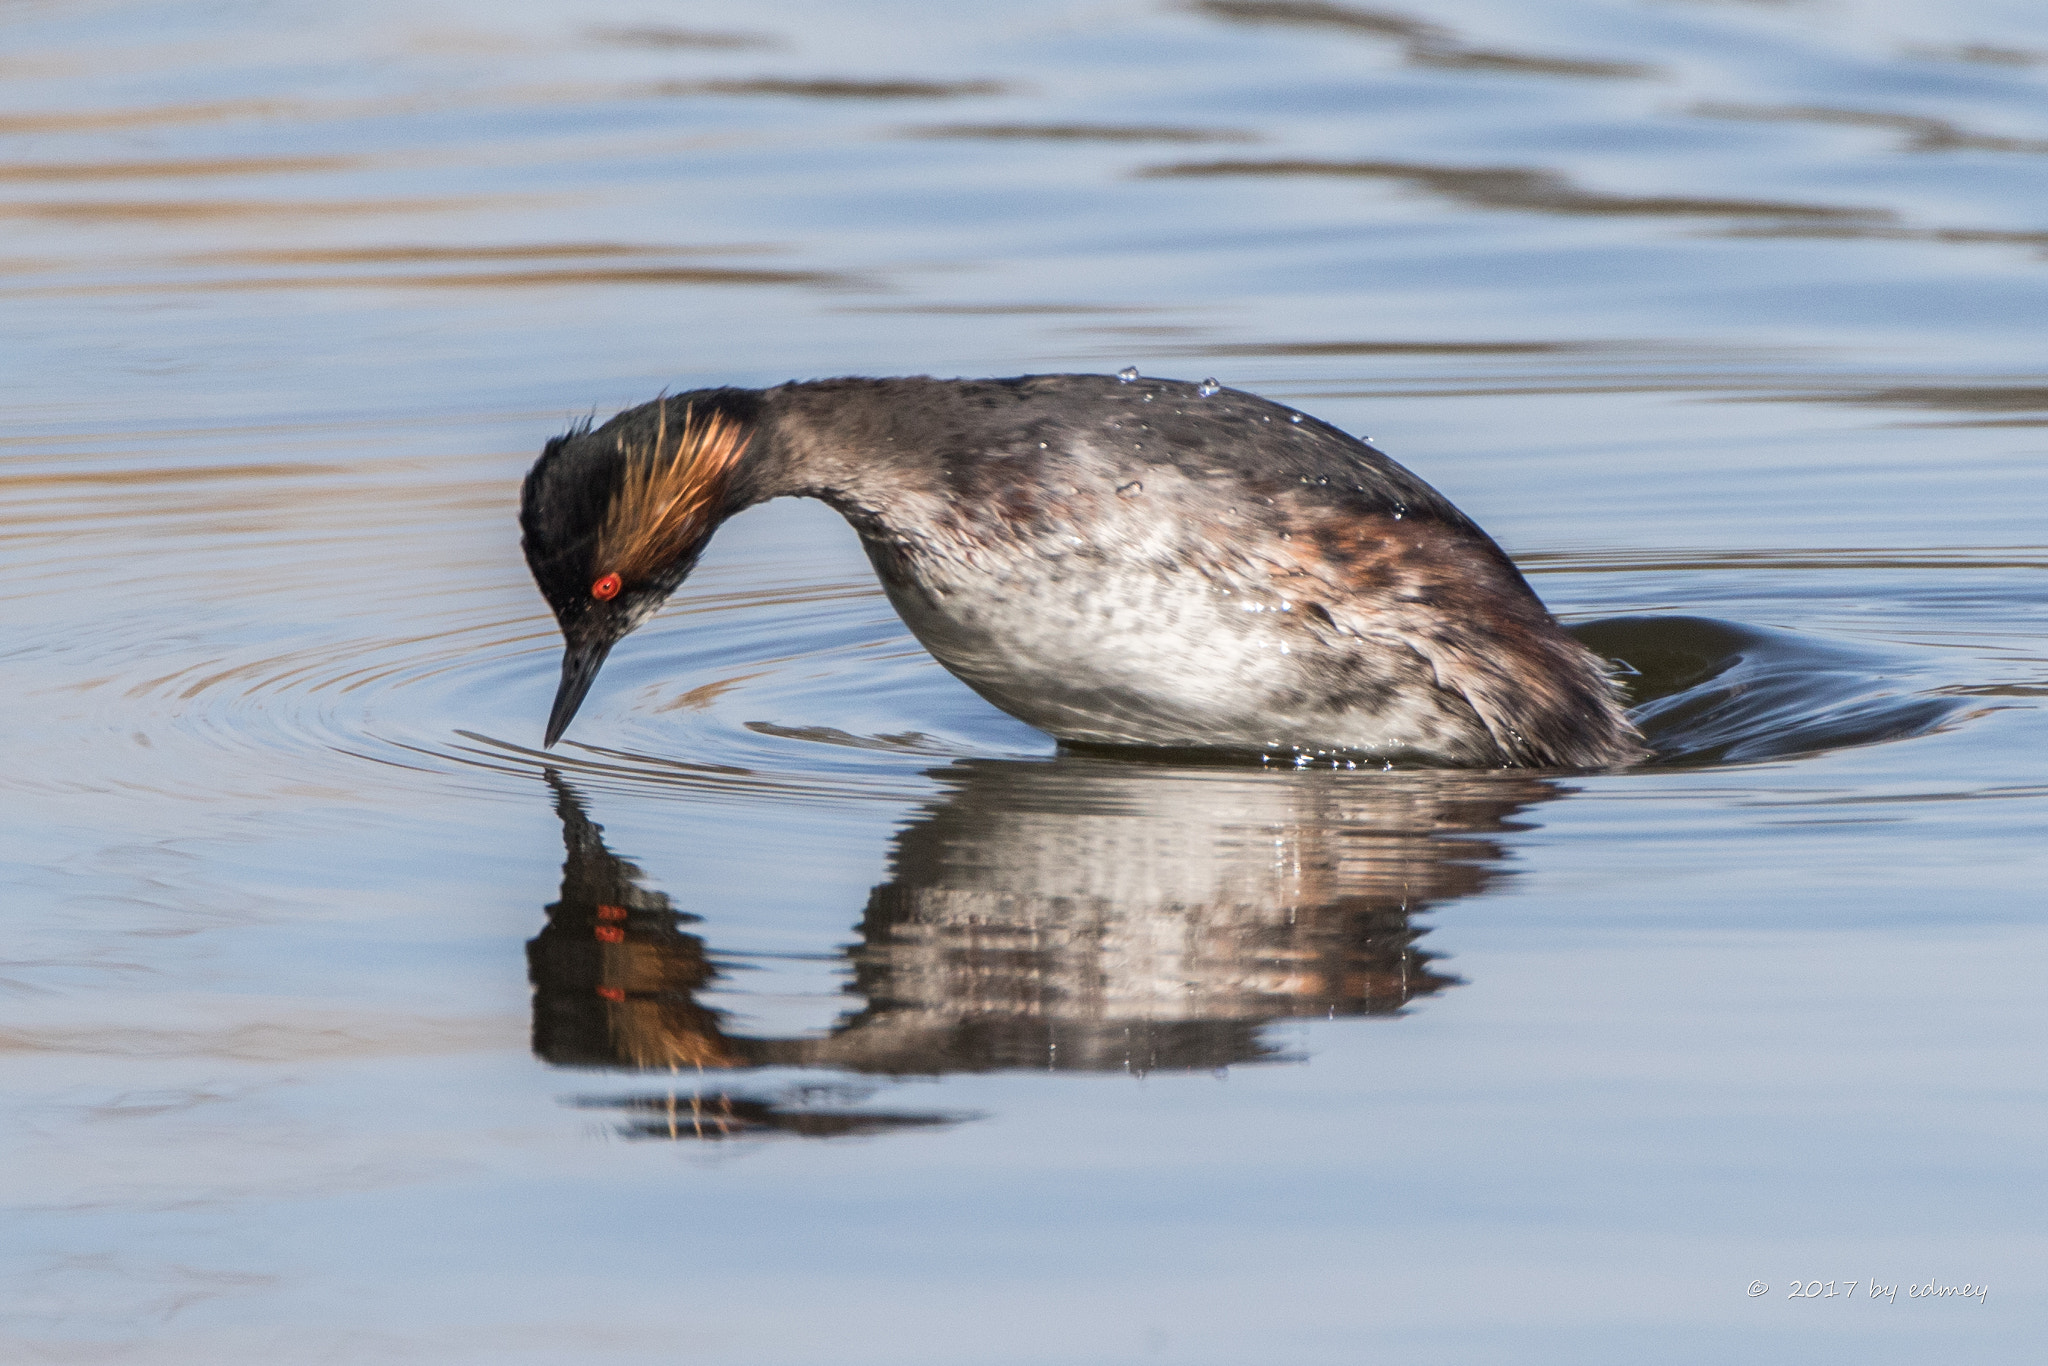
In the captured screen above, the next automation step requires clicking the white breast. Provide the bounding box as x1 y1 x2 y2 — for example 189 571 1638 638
862 461 1494 760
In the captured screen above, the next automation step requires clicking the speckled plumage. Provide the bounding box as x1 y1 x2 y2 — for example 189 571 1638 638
520 374 1645 766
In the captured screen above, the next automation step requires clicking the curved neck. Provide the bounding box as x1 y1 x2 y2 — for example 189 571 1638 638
738 379 943 517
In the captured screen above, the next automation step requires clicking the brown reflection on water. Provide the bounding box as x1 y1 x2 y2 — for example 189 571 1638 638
0 240 835 298
1721 224 2048 255
180 243 786 266
844 302 1163 316
1694 102 2048 155
906 123 1258 143
1404 46 1653 79
530 760 1558 1123
1180 339 1599 357
587 24 780 51
0 83 622 138
0 196 522 223
1904 43 2048 68
22 265 847 296
1743 382 2048 426
0 99 307 135
1803 384 2048 412
0 155 361 182
656 78 1006 100
1191 0 1444 41
1140 158 1883 221
1188 1 1657 79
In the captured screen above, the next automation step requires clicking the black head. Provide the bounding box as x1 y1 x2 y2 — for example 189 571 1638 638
519 392 759 746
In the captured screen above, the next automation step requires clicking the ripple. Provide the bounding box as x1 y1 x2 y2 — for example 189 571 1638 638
76 571 1996 808
69 548 1014 811
3 433 2008 813
375 605 1989 801
1574 616 1970 764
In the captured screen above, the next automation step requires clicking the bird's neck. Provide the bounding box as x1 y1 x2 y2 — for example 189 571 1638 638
734 380 941 530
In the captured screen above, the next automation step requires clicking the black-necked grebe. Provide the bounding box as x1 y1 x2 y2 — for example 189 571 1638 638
519 374 1645 767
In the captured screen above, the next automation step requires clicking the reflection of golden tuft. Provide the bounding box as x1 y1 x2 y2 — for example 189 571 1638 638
595 935 712 996
597 404 751 582
593 938 738 1069
602 993 738 1070
528 773 747 1071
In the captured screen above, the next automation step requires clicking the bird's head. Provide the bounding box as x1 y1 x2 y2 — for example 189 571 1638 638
520 398 755 746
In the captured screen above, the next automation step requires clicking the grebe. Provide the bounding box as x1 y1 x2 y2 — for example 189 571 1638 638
519 374 1645 767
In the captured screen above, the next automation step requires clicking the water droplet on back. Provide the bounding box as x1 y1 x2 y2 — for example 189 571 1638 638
1197 378 1220 397
1288 412 1303 424
1117 366 1139 383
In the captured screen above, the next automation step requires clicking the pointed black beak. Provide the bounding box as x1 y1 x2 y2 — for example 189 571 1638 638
545 636 615 747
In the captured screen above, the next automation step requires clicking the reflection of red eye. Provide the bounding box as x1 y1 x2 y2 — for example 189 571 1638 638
597 986 625 1002
594 925 624 943
592 573 621 600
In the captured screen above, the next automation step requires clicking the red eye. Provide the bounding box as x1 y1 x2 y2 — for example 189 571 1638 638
596 986 625 1002
591 572 621 600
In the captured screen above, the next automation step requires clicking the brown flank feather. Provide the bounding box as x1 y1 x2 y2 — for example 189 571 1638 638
596 404 752 582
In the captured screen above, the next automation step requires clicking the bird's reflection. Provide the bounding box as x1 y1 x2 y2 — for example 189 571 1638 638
530 758 1561 1137
528 775 735 1070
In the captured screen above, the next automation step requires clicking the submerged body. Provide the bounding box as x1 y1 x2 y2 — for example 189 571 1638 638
520 375 1644 767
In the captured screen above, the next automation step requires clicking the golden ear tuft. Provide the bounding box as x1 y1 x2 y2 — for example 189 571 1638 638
596 404 752 582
